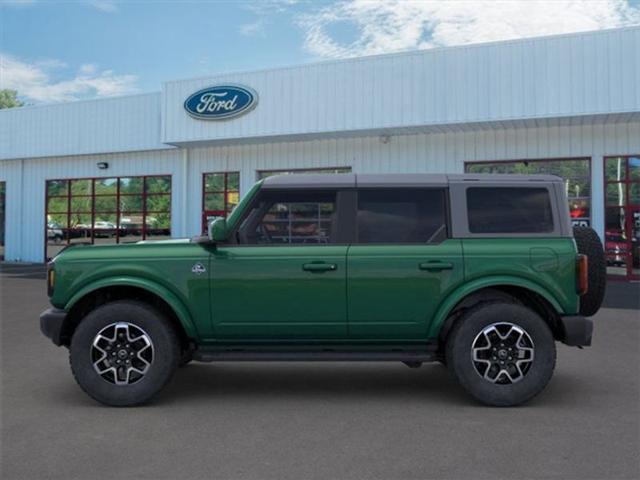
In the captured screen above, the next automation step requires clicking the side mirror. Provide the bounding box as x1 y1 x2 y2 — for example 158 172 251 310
208 217 227 243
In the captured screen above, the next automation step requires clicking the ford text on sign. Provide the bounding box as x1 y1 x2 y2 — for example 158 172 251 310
184 85 258 120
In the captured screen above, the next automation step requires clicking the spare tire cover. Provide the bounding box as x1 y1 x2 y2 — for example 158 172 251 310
573 226 606 317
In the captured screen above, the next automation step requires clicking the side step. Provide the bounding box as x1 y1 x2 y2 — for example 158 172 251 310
193 348 438 363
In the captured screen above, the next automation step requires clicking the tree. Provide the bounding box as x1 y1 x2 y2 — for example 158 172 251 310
0 89 24 109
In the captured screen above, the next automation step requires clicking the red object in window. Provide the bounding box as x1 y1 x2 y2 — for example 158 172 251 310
570 206 586 218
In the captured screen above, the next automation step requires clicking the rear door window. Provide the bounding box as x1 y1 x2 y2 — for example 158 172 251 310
466 187 554 234
356 189 447 244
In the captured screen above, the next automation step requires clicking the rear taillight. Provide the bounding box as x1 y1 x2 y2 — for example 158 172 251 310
576 254 588 296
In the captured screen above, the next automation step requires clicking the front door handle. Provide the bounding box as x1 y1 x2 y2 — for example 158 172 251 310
419 261 454 271
303 263 338 273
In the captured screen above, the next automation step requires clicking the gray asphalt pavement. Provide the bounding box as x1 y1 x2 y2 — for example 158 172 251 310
1 271 639 480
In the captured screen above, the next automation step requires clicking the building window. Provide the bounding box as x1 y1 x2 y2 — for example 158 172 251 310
604 156 640 279
257 167 351 180
202 172 240 232
0 181 5 260
45 175 171 260
465 158 591 227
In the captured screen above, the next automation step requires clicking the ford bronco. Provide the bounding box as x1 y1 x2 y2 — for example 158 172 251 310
40 174 606 407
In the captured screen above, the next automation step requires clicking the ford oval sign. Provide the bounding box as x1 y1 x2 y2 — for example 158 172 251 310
184 85 258 120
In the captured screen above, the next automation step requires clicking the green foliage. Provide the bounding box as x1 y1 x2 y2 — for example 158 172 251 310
0 90 24 109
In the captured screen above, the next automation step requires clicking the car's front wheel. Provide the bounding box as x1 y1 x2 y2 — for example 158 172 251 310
446 302 556 406
69 300 181 406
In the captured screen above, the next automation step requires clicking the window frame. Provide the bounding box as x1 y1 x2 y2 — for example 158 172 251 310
44 174 172 260
603 155 640 280
0 181 5 260
256 166 352 180
464 157 592 227
354 187 450 245
201 171 240 232
448 182 567 238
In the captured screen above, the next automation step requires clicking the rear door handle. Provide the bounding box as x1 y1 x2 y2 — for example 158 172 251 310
303 263 337 272
419 261 454 271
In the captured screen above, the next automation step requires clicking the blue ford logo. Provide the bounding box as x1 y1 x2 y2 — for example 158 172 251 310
184 85 258 120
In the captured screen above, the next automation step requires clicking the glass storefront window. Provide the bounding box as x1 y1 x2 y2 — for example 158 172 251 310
0 182 5 260
201 172 240 232
45 175 171 259
465 158 591 227
604 156 640 279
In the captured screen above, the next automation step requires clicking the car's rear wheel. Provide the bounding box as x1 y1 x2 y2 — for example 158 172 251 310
69 300 181 406
446 302 556 406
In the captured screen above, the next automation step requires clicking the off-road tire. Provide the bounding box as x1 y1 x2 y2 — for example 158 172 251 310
573 226 606 317
69 300 181 407
446 302 556 407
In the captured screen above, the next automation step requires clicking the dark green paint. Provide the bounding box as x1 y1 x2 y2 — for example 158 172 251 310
49 182 580 346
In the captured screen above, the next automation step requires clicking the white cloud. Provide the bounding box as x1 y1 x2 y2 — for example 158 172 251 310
0 53 138 103
239 19 266 37
300 0 640 58
243 0 299 15
86 0 119 13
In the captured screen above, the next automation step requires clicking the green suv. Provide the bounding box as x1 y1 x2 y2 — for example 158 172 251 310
40 174 606 407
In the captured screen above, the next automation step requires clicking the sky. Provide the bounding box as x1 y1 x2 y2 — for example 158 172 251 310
1 0 640 105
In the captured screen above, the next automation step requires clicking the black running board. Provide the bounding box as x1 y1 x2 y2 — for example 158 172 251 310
193 348 438 363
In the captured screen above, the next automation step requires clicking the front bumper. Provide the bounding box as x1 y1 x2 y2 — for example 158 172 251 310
40 308 67 346
559 315 593 347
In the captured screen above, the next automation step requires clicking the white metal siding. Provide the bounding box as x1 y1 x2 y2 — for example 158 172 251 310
2 121 639 264
183 121 640 247
3 149 183 262
0 93 170 161
163 27 640 145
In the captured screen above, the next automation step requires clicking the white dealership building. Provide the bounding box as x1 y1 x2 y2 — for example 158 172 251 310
1 27 639 279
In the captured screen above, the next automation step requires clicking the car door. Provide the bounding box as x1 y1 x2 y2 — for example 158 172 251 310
210 188 349 339
347 188 464 340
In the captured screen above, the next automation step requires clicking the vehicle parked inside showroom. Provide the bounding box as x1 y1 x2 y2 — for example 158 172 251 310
40 173 606 407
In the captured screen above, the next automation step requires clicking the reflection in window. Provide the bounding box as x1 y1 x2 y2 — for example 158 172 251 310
604 156 640 278
242 192 336 245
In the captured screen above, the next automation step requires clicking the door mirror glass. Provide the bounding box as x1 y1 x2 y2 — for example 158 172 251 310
208 218 227 242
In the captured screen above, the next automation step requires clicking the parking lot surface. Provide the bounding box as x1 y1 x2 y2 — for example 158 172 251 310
1 266 639 480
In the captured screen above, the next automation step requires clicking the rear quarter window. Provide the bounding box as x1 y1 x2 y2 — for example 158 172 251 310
467 187 554 234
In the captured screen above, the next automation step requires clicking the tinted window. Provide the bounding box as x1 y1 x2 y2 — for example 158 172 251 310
467 187 554 234
240 192 336 244
357 189 447 244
